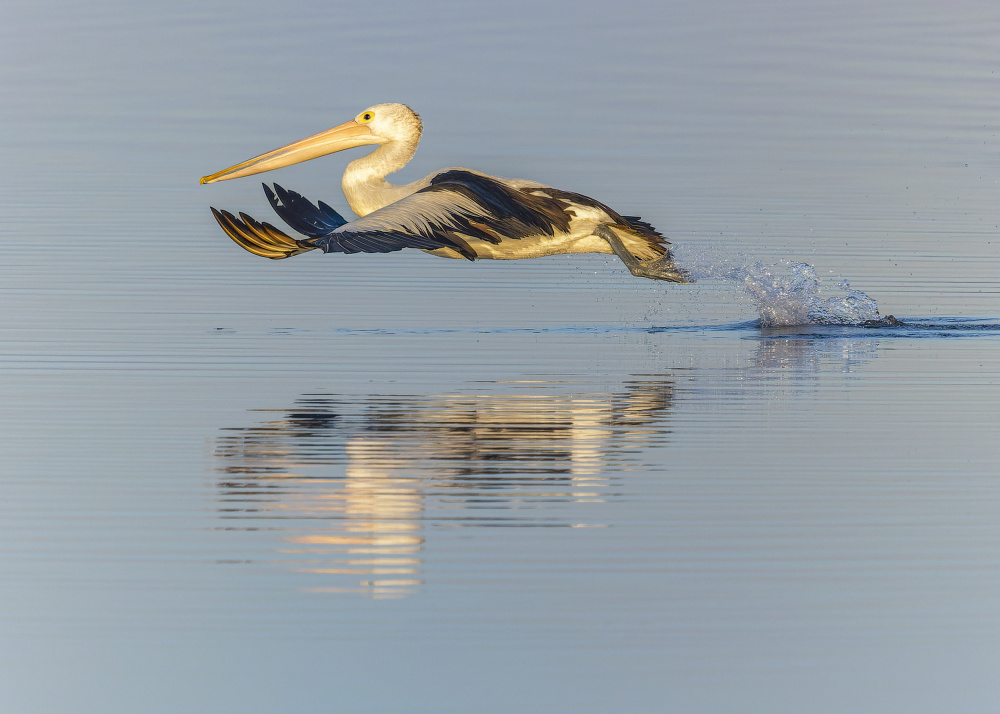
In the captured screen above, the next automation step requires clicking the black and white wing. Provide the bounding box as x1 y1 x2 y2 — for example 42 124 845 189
210 183 454 260
209 170 585 261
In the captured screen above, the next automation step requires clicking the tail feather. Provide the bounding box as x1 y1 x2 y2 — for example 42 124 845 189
607 222 668 262
621 215 668 245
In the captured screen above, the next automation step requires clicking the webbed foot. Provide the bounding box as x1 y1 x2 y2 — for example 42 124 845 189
628 254 693 283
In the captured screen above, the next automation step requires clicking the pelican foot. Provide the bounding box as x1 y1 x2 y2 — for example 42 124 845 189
629 255 693 283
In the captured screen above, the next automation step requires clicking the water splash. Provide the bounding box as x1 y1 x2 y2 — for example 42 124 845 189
683 255 889 327
740 261 882 326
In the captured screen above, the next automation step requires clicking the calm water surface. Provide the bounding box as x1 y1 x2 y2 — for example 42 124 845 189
3 0 1000 712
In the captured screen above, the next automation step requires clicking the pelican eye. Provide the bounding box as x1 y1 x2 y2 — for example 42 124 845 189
358 111 374 123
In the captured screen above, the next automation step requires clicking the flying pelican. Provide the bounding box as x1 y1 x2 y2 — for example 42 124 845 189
200 103 690 282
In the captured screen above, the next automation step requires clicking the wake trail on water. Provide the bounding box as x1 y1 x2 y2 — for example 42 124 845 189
682 256 896 327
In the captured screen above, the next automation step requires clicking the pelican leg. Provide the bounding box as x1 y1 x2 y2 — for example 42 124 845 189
595 225 692 283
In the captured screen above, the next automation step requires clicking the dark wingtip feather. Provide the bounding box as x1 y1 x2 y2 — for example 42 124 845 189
209 207 317 260
262 183 348 239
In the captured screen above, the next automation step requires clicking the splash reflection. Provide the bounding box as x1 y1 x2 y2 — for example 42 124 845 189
216 381 674 598
753 331 879 375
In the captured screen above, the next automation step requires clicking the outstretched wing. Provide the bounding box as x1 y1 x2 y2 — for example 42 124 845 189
210 205 458 260
210 170 586 261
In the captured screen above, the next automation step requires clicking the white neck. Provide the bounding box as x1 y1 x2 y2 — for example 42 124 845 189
341 137 422 217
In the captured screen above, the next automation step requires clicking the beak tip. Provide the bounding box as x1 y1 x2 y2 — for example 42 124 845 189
199 176 210 185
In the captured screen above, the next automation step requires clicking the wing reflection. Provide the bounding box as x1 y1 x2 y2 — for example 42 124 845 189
215 380 674 598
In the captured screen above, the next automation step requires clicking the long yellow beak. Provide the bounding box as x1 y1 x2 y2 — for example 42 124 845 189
200 120 376 184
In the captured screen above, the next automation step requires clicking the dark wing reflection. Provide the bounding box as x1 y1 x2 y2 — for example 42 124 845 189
215 380 674 598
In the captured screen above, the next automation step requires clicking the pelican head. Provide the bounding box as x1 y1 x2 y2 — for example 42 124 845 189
200 103 422 185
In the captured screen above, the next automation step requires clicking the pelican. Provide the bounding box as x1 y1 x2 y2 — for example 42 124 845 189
200 103 690 282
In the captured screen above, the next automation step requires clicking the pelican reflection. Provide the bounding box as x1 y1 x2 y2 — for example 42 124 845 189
216 381 674 598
